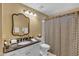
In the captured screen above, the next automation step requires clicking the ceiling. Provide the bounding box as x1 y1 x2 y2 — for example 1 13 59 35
23 3 79 16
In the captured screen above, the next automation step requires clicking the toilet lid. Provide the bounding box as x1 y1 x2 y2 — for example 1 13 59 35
40 44 50 48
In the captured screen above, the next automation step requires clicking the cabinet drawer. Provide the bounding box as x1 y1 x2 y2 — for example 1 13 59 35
26 43 40 56
4 42 40 56
4 51 17 56
15 46 32 56
4 46 32 56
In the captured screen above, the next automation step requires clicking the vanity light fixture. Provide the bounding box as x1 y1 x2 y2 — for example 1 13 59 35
24 10 37 17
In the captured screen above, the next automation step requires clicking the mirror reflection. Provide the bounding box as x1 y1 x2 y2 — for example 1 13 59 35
12 13 30 36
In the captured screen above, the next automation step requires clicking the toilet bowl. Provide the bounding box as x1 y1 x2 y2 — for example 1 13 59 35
40 43 50 56
35 35 50 56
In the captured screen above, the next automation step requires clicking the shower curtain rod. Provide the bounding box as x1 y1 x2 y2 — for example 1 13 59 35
48 8 79 20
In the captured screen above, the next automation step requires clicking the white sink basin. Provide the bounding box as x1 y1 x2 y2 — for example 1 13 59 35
18 41 31 45
31 38 37 42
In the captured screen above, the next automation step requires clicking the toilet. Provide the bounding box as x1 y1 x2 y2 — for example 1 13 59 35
40 43 50 56
39 36 50 56
37 20 50 56
35 34 50 56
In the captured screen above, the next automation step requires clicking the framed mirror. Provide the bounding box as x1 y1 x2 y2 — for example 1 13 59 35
12 13 30 36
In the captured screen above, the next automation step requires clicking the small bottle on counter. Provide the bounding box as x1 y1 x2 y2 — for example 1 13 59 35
3 40 9 52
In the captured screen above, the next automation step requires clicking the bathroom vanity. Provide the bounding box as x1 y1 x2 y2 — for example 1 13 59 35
4 40 41 56
3 13 42 56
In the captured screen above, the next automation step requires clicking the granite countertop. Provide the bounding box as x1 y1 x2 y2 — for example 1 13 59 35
3 40 41 53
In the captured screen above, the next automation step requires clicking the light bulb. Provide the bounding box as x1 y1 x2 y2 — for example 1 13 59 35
25 11 29 14
34 13 37 16
29 12 33 16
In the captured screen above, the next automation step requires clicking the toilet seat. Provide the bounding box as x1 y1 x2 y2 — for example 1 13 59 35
40 44 50 49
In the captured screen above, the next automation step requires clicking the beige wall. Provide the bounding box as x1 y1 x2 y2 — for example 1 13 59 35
2 3 47 43
0 3 3 55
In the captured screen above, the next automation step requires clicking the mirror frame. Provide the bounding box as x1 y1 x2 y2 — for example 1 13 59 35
12 13 30 36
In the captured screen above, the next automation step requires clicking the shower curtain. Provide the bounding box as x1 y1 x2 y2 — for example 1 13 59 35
76 13 79 55
45 13 79 56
